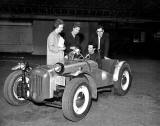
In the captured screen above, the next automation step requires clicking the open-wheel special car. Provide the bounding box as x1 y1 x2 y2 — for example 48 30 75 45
3 50 132 122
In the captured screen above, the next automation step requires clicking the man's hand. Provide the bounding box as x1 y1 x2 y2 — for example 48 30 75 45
104 56 110 60
70 46 76 50
70 46 80 54
64 55 68 59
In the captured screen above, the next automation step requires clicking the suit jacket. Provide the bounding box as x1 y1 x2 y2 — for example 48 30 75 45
88 52 102 68
89 33 110 58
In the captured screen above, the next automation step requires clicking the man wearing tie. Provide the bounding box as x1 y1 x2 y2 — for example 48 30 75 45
89 25 110 59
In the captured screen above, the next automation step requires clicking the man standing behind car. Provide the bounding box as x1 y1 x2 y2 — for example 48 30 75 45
65 22 82 54
89 25 110 59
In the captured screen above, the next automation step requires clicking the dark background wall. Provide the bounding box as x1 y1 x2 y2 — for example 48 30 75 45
0 20 97 55
0 22 33 52
0 20 160 59
32 20 52 55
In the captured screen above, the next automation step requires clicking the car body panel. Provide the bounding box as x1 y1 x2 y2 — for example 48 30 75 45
28 58 124 102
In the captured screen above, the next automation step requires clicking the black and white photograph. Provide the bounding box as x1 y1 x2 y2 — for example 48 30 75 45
0 0 160 126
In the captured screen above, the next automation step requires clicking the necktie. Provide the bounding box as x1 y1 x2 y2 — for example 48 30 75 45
98 37 101 50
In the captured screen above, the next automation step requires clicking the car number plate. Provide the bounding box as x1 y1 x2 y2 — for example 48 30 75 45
55 76 65 86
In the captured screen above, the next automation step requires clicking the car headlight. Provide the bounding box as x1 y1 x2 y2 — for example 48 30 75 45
54 63 64 74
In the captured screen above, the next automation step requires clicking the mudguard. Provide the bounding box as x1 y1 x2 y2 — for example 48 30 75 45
113 61 126 81
84 74 97 99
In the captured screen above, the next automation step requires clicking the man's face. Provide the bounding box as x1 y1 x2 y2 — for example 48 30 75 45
88 45 95 54
73 27 80 35
97 28 104 38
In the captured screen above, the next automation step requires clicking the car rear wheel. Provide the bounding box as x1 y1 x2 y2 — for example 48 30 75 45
113 63 132 96
62 77 92 122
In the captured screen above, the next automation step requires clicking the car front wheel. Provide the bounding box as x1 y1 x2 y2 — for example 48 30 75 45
3 70 29 106
62 77 92 122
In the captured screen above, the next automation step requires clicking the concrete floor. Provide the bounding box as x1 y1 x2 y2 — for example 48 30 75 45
0 54 160 126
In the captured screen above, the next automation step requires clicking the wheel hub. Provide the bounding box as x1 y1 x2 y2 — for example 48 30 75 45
73 85 90 115
76 92 85 108
13 77 29 100
121 70 130 91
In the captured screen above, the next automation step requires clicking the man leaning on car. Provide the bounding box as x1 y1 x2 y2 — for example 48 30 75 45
89 24 110 60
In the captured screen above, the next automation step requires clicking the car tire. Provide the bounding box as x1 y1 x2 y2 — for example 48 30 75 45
62 77 92 122
113 62 132 96
3 70 29 106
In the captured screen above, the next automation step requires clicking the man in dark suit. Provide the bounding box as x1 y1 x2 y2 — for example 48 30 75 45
85 45 102 68
89 25 110 59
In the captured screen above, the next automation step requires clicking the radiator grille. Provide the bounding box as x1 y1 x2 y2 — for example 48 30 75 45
32 75 42 96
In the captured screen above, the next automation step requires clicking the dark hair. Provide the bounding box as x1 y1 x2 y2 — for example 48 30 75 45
54 19 64 29
96 24 104 30
73 22 81 28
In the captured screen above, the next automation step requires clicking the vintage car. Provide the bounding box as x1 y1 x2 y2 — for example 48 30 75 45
3 51 132 122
